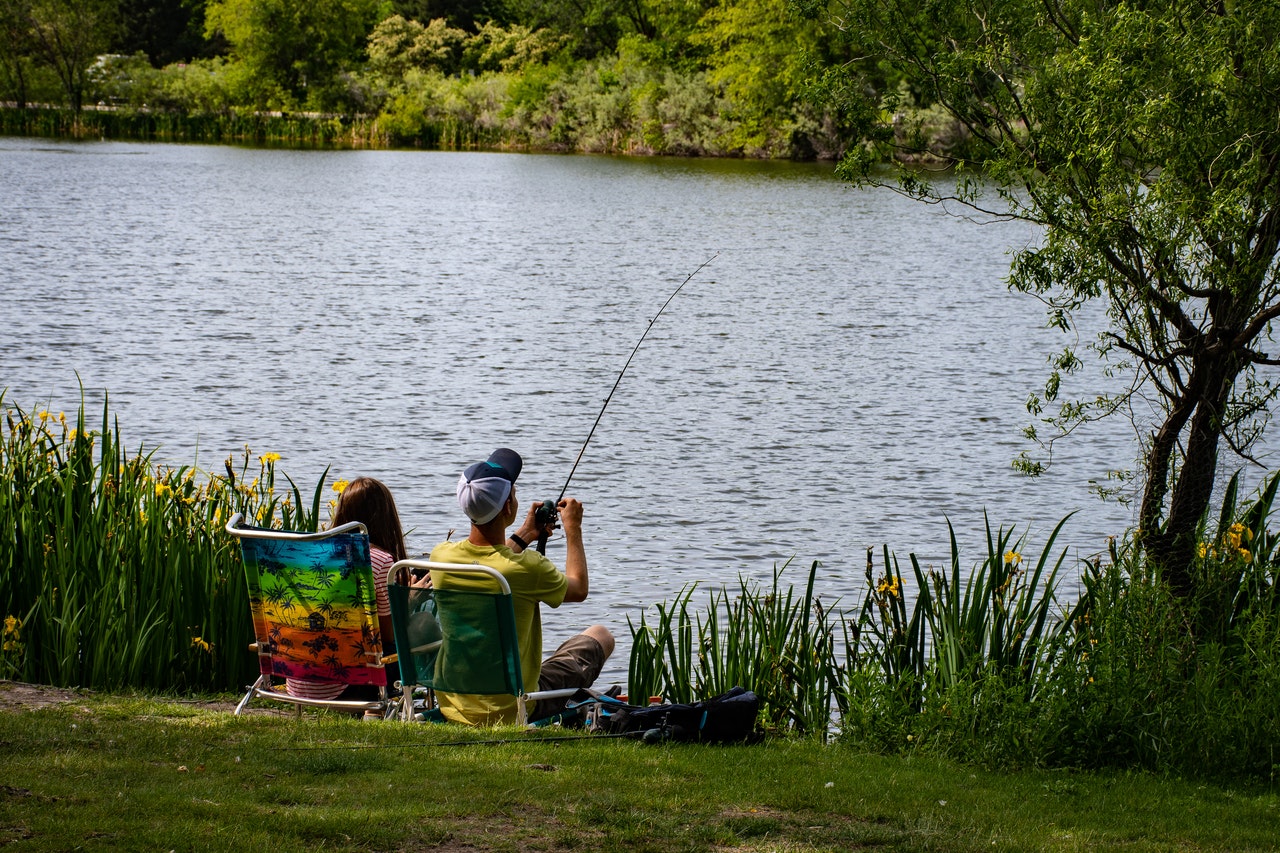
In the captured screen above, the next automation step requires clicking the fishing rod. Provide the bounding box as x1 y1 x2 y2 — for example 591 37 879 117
535 253 718 552
275 730 647 750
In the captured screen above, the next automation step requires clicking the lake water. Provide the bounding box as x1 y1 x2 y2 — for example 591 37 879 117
3 137 1272 682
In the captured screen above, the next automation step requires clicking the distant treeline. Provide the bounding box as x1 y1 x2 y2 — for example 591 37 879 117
0 0 963 158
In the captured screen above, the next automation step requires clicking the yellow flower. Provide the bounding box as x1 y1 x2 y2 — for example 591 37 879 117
332 479 349 494
191 636 212 653
1240 549 1253 563
1004 551 1022 566
37 410 50 422
1197 542 1209 559
3 616 19 637
155 482 173 498
259 452 281 465
67 429 78 441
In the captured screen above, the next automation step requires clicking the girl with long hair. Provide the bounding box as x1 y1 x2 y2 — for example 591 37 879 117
286 476 408 702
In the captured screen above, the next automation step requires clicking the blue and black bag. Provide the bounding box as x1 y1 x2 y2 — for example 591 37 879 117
582 686 763 744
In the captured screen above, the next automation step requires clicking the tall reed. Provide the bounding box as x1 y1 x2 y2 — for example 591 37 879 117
628 560 846 737
0 394 326 692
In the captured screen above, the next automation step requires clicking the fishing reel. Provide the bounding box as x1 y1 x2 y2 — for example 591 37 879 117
534 499 558 530
534 499 558 554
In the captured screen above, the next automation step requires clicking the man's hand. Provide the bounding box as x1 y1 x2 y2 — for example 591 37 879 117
557 498 583 536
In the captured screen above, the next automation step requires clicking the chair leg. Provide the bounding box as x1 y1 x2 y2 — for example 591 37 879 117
234 676 268 716
517 695 529 727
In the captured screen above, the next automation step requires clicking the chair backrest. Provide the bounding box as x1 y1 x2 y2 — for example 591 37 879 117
228 514 386 687
388 561 522 697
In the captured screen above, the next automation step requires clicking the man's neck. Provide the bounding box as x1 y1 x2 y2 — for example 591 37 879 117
468 521 507 548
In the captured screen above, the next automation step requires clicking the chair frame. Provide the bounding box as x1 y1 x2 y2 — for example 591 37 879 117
226 513 393 719
389 559 578 726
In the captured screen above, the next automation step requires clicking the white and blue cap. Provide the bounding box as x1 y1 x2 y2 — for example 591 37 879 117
456 448 523 524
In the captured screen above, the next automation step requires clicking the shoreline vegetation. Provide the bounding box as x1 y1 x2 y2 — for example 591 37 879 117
0 100 962 159
0 3 964 160
3 395 1278 786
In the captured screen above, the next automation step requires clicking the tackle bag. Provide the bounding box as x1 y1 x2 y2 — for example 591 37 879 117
583 686 763 744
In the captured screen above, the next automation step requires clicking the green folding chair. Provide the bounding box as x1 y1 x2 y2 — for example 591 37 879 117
387 560 579 726
226 513 394 718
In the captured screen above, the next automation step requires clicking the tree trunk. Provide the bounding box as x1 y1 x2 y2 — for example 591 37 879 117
1140 352 1239 603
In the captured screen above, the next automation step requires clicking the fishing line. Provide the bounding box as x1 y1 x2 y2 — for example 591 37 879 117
535 253 717 551
274 731 645 750
555 253 717 503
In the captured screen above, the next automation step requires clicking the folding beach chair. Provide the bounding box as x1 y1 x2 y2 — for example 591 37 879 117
387 560 578 726
226 513 394 718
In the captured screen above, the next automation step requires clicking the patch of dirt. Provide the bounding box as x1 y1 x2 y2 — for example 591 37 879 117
0 681 258 715
0 681 82 712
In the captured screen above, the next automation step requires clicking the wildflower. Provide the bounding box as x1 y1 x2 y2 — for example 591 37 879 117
3 616 19 638
155 482 173 498
1004 551 1022 566
67 429 78 441
1197 542 1209 559
191 636 212 653
332 479 349 494
37 410 50 422
1240 549 1253 563
259 452 281 465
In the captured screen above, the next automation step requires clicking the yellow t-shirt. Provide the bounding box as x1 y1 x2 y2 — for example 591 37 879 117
428 539 568 725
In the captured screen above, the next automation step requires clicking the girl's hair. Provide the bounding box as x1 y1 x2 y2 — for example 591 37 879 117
331 477 407 562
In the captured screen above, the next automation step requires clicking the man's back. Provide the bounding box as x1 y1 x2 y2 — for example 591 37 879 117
428 538 567 725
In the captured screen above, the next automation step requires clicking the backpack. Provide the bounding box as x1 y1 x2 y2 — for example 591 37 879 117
581 686 763 744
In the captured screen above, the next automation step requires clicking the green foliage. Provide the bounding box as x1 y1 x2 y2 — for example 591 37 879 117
690 0 840 156
204 0 382 109
628 560 845 737
0 395 329 692
20 0 119 111
832 0 1280 601
629 491 1279 780
367 14 468 78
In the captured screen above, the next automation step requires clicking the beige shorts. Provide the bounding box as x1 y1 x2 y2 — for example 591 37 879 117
535 632 609 716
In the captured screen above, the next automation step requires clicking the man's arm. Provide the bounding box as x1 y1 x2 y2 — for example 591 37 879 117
559 498 588 602
508 498 589 601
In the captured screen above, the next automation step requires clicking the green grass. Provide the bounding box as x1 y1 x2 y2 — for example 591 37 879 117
1 688 1277 852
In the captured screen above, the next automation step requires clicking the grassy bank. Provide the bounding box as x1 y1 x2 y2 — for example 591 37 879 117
1 685 1277 852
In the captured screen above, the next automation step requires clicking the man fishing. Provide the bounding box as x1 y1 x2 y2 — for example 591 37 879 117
429 448 615 726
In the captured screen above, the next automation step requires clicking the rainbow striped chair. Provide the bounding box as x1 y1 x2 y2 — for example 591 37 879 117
226 514 393 718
